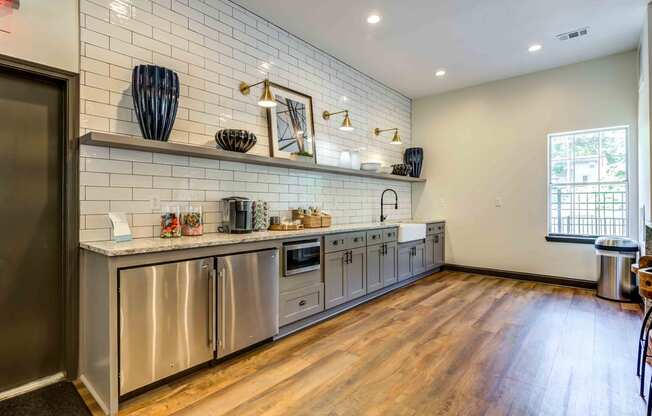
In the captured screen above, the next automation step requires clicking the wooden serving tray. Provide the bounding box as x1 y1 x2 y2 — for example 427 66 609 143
268 224 304 231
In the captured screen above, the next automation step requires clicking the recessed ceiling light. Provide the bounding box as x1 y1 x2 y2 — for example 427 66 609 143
435 69 446 77
528 44 543 53
367 14 381 24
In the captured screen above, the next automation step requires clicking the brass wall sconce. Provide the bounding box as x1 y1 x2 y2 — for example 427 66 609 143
239 79 276 108
374 127 402 145
322 109 354 132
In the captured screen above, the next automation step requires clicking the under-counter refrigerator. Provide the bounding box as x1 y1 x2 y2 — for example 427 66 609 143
119 258 215 395
216 249 279 358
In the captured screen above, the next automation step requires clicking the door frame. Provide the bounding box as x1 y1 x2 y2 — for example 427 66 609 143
0 54 80 379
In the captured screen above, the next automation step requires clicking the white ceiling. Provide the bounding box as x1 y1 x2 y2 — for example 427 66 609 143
234 0 647 98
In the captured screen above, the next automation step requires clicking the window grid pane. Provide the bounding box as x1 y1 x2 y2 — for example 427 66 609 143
548 127 628 237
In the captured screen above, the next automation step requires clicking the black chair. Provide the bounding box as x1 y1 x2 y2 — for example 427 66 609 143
637 300 652 416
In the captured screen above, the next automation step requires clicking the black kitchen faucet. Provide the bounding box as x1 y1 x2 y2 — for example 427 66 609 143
380 189 398 222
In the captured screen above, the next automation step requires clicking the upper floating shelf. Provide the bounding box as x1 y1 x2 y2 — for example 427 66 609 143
79 132 427 183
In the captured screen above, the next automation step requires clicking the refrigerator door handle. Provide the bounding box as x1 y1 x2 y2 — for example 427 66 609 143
218 267 226 350
209 269 216 349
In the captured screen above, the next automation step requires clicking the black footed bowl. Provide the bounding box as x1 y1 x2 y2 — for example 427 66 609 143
215 129 257 153
392 164 412 176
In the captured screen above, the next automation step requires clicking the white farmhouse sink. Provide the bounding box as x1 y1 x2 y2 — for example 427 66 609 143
397 223 426 243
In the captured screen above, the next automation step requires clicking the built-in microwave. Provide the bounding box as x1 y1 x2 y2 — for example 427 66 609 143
283 239 321 277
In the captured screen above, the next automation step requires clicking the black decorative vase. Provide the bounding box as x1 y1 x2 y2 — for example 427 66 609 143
132 65 179 141
404 147 423 178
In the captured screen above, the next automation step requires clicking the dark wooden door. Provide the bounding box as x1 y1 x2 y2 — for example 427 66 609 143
0 68 64 391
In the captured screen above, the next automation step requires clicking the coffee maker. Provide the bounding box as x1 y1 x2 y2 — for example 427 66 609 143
219 197 254 234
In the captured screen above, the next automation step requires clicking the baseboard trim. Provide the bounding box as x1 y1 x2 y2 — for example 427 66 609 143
443 264 597 289
0 372 65 402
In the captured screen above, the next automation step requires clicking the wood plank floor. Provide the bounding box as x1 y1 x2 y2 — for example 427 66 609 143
78 271 646 415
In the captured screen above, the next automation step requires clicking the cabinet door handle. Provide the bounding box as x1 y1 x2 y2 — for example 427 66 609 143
299 300 307 307
435 235 439 243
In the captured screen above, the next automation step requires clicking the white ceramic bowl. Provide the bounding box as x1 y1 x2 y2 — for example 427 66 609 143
360 162 381 171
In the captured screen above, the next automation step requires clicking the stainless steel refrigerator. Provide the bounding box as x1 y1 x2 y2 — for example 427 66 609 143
216 249 279 357
119 250 279 395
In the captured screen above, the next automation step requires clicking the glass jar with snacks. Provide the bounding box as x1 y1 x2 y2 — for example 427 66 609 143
181 206 203 236
160 206 181 238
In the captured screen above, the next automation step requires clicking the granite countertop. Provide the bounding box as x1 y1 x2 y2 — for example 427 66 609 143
80 220 446 257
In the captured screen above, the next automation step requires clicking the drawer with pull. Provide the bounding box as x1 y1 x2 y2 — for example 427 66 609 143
366 230 383 246
382 228 398 243
324 234 347 253
279 283 324 326
345 232 367 250
427 223 445 235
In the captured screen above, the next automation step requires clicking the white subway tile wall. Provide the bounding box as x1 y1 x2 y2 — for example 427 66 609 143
79 0 413 242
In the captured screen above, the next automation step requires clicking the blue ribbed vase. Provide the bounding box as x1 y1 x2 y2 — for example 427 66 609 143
404 147 423 178
132 65 179 141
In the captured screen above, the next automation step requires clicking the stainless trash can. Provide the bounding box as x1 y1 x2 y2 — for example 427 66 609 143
595 236 639 301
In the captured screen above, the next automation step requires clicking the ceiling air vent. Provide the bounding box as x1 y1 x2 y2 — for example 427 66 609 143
556 27 589 41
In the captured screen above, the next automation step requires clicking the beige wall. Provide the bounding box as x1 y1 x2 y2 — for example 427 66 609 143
0 0 78 73
413 51 638 281
640 4 652 251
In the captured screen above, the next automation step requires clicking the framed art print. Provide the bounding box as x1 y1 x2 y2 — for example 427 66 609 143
266 83 316 162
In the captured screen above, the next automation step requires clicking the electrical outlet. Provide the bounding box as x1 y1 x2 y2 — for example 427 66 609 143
495 197 503 208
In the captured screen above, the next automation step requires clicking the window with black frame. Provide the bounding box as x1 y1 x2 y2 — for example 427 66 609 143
547 126 629 240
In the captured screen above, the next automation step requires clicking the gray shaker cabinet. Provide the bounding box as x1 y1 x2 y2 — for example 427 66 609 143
324 251 347 309
324 247 367 309
425 236 436 270
398 244 413 281
382 242 398 287
398 241 427 281
366 244 383 294
434 233 444 267
413 243 426 276
347 247 367 301
368 241 398 292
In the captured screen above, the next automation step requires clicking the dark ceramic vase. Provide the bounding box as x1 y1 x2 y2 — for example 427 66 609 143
215 129 257 153
404 147 423 178
132 65 179 141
